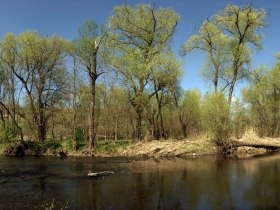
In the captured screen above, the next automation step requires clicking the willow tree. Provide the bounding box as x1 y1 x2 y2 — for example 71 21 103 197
182 20 229 93
243 56 280 137
148 52 181 139
74 20 109 150
178 90 201 138
0 33 24 141
1 32 68 142
109 4 180 140
183 4 266 102
215 4 266 102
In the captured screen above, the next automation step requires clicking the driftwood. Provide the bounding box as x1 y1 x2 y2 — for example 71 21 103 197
231 141 280 151
58 151 67 157
88 171 115 177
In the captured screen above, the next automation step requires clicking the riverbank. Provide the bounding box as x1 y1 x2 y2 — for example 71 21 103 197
234 134 280 158
92 138 217 157
1 135 280 158
1 138 217 157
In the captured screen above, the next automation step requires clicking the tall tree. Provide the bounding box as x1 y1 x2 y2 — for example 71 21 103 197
243 56 280 137
109 4 180 140
182 20 229 93
0 34 24 141
1 32 68 142
178 90 201 138
148 52 181 139
182 4 266 102
74 20 109 151
215 4 266 102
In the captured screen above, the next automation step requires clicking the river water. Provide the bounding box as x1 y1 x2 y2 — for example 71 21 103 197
0 154 279 209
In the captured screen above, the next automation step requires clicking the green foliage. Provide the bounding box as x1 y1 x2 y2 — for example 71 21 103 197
97 140 131 153
202 93 231 147
182 4 266 100
231 100 249 139
0 3 274 156
182 20 230 92
0 122 17 142
179 90 201 137
74 128 86 143
215 4 266 50
108 4 180 139
44 140 61 150
243 57 280 137
74 20 108 70
0 31 69 142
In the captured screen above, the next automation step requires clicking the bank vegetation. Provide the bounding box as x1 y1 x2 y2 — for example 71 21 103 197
0 3 279 157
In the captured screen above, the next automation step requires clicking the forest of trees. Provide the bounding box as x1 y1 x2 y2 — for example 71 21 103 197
0 3 278 152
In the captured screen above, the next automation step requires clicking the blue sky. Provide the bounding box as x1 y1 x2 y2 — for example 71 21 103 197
0 0 279 95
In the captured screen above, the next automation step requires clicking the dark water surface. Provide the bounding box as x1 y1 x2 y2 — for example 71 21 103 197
0 154 280 210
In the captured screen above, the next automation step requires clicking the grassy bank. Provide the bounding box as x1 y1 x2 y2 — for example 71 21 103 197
109 138 217 157
0 138 218 157
1 134 279 158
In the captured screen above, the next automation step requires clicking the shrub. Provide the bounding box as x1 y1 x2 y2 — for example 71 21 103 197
202 93 231 152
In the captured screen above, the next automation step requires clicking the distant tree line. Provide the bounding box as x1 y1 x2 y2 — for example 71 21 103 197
0 3 277 152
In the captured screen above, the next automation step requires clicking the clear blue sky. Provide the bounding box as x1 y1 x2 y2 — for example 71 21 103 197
0 0 279 95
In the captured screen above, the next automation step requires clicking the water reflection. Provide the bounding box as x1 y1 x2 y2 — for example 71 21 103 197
0 154 280 209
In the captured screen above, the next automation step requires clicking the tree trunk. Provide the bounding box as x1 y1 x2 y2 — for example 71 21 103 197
72 56 78 151
51 114 55 140
88 52 97 151
179 115 187 138
11 73 17 136
88 76 96 150
155 90 165 139
135 108 143 140
159 109 165 139
38 99 46 142
214 66 219 93
228 64 238 103
114 115 118 142
0 101 24 142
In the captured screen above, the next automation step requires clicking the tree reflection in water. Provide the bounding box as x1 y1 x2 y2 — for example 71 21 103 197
0 154 280 209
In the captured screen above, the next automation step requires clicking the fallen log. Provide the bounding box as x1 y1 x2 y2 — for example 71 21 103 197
88 171 115 177
231 140 280 151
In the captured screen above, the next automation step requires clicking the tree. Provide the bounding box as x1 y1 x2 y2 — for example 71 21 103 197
109 4 180 140
231 99 248 139
1 31 68 142
99 86 131 141
148 52 182 139
0 34 24 141
182 4 266 102
215 4 266 102
202 93 231 150
182 20 229 93
243 56 280 137
74 20 109 151
178 90 201 138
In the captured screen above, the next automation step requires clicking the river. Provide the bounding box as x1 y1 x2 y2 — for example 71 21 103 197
0 153 280 209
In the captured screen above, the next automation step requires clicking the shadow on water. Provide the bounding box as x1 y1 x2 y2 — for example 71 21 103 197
0 153 280 209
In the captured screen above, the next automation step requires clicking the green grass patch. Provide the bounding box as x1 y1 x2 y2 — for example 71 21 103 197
44 140 61 150
60 140 72 151
97 140 131 153
0 142 6 154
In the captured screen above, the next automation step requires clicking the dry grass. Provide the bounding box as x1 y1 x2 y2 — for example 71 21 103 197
2 130 279 158
116 137 217 157
239 128 280 146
